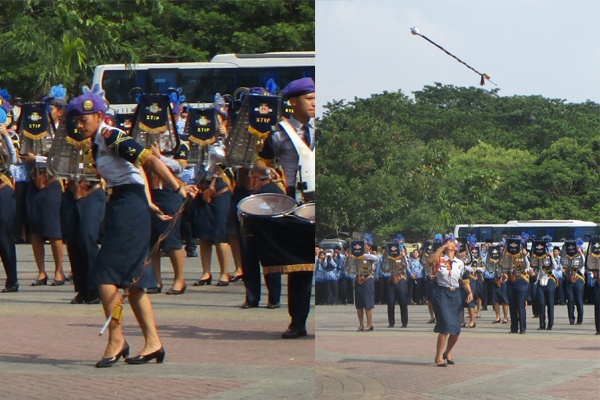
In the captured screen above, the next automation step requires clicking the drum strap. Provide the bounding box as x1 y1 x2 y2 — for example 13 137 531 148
279 120 315 193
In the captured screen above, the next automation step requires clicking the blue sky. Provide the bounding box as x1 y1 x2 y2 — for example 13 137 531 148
316 0 600 115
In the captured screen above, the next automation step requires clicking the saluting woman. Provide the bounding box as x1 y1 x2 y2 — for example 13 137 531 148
67 92 196 367
429 236 473 367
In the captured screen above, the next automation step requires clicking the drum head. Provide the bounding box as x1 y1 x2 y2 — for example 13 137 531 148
293 202 315 223
237 193 297 217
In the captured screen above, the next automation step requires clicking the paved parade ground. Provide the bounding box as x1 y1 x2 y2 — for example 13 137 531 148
1 244 600 399
316 296 600 400
0 244 315 399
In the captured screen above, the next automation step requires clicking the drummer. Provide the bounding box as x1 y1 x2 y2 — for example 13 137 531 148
252 77 315 338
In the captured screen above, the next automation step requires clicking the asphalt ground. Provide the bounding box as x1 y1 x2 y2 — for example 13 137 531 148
0 244 315 399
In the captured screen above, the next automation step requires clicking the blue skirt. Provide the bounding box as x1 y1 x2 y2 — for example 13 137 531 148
95 184 156 289
26 179 62 238
433 286 462 335
150 188 183 250
355 277 375 309
493 282 509 304
191 179 231 243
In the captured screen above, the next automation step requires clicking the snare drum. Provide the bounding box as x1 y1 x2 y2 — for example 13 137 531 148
293 202 315 223
237 193 297 235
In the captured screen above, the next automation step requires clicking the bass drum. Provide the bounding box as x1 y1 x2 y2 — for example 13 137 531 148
293 202 315 223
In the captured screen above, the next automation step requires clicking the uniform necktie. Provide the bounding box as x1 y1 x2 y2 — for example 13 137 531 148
302 124 311 147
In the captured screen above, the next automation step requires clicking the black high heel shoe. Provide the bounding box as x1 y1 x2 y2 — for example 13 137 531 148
230 274 243 282
442 352 455 365
124 347 165 365
166 285 186 295
31 276 48 286
146 286 162 294
193 275 212 286
215 280 230 287
95 342 130 368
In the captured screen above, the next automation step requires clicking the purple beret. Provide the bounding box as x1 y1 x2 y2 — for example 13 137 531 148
67 93 107 117
281 77 315 101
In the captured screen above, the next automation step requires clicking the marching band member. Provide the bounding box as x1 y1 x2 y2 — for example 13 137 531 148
147 91 189 295
22 86 67 286
67 91 196 367
534 242 559 330
507 244 531 334
191 95 234 287
355 235 375 332
252 77 315 338
387 245 409 328
492 270 510 324
0 91 19 293
429 236 473 367
60 86 106 304
564 240 586 325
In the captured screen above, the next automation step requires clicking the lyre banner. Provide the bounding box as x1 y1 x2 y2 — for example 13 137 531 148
386 242 401 259
487 245 502 263
136 94 171 134
563 241 578 258
187 107 217 147
505 238 521 256
531 241 547 258
351 241 365 258
18 102 50 140
247 94 279 139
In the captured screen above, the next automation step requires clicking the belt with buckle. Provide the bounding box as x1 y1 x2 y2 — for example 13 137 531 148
439 286 456 291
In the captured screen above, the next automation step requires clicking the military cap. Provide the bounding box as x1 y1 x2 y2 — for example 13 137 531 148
67 93 107 117
281 77 315 101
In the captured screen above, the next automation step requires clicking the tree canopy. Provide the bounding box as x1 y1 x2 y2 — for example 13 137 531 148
317 84 600 242
0 0 314 100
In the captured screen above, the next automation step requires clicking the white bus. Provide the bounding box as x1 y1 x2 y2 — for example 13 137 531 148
453 220 599 250
92 51 315 113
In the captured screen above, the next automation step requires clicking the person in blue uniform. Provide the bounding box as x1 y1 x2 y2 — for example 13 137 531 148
533 243 559 330
67 92 196 367
22 90 66 286
564 241 586 325
429 236 473 367
507 245 531 334
354 237 376 332
0 95 19 292
252 77 315 338
387 246 409 328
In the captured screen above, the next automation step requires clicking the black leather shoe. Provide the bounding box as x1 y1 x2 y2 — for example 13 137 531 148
241 301 259 309
2 283 19 293
51 279 65 286
166 285 186 295
215 280 230 287
124 347 165 365
95 342 130 368
193 275 212 286
186 250 198 258
230 275 243 283
281 328 307 339
86 297 101 305
31 277 48 286
266 303 280 309
146 286 162 294
546 326 552 331
70 293 86 304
